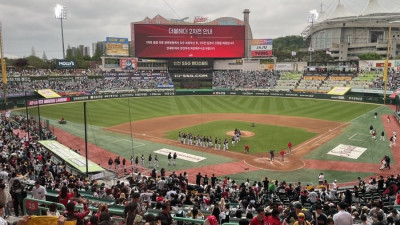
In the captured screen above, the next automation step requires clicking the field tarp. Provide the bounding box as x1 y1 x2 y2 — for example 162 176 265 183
39 140 104 173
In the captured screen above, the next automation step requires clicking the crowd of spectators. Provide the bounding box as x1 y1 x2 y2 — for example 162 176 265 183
0 112 400 225
212 71 279 90
2 69 174 95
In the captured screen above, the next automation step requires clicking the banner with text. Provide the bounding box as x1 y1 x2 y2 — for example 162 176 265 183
106 37 129 56
251 39 273 57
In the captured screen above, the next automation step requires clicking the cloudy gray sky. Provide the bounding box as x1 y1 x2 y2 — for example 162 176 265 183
1 0 399 59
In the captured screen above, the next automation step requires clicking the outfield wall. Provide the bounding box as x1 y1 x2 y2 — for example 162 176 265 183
4 89 387 110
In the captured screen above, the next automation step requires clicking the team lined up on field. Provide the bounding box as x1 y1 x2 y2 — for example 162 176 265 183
178 129 242 151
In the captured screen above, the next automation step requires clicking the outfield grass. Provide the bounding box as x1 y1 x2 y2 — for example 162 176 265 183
304 105 394 164
164 120 317 154
23 96 380 127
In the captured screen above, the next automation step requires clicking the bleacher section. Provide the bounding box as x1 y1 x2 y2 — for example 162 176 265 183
273 73 302 92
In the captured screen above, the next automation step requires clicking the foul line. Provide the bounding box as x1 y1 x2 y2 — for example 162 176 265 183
291 122 349 153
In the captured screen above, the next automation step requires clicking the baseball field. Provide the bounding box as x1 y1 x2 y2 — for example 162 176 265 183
20 95 398 185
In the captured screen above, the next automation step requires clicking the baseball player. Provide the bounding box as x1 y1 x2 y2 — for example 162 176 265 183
269 150 275 161
154 155 159 168
223 138 228 151
173 152 177 166
287 141 292 154
372 130 377 141
218 139 221 150
178 132 181 142
380 131 385 141
168 152 172 166
141 154 145 167
369 125 374 134
280 149 285 161
231 136 235 146
387 115 391 123
135 156 139 168
214 137 218 150
148 154 152 167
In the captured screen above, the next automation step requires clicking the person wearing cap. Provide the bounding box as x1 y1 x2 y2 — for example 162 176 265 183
312 204 327 225
250 206 268 225
332 202 352 225
294 212 311 225
285 203 312 225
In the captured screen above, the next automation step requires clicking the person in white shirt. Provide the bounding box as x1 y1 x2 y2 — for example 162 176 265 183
31 181 47 200
0 203 6 225
318 173 324 185
333 202 353 225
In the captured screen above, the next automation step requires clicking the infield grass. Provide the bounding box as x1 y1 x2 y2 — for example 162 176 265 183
164 120 317 154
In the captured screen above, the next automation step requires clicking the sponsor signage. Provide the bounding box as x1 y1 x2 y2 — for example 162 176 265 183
260 64 274 70
56 60 76 69
154 148 206 162
171 73 212 79
106 37 129 56
194 16 208 23
27 97 71 106
120 58 137 71
376 62 392 67
275 63 292 71
328 144 367 159
39 140 104 173
251 39 273 57
134 24 245 58
168 59 214 68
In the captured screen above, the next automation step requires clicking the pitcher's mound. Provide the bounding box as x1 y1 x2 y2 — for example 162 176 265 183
226 131 255 137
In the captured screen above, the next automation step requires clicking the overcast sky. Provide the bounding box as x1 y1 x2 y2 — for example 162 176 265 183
1 0 400 59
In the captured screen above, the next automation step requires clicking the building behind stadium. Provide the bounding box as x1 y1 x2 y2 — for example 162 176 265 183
302 0 400 61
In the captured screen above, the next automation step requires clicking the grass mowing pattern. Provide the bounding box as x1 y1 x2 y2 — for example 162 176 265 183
304 105 395 164
24 96 380 127
164 120 317 154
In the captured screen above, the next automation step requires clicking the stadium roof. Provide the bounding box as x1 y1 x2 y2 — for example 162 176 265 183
326 2 354 19
360 0 388 16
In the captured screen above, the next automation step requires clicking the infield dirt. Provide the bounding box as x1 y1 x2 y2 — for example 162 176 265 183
106 113 348 171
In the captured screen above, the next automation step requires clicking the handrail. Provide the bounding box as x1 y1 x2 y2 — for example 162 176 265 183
23 197 66 215
173 217 205 224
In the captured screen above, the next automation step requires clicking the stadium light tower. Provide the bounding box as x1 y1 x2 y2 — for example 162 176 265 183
55 4 67 59
307 9 319 62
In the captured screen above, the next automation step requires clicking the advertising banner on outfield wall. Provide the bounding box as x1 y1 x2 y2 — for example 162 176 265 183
27 97 71 106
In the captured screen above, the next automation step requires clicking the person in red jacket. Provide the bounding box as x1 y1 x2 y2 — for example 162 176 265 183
250 207 267 225
267 208 281 225
280 149 285 162
58 186 75 207
64 199 90 224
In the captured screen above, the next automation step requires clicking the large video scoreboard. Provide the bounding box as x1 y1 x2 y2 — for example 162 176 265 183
134 24 245 58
